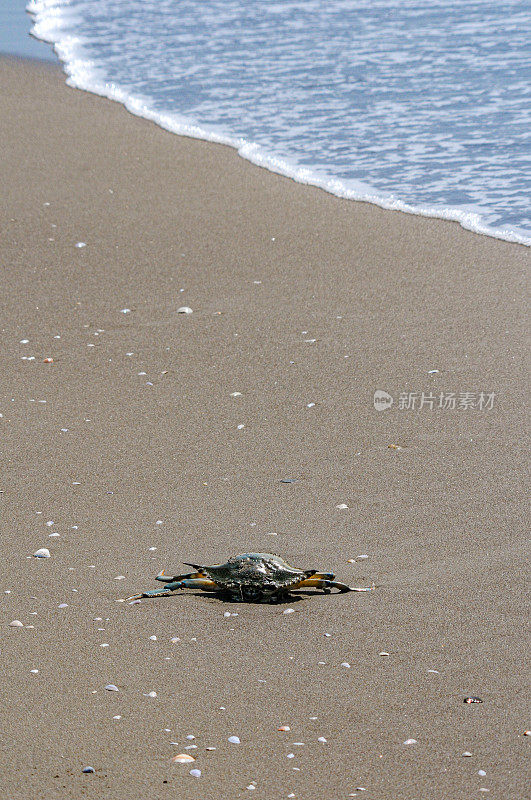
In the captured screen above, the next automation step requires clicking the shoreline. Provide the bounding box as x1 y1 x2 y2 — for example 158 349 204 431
0 55 528 800
21 5 531 246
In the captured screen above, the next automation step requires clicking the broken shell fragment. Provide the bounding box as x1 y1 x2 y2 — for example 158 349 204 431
171 754 195 764
464 696 483 704
278 726 290 732
9 620 23 627
228 736 240 744
33 548 51 558
177 306 193 314
82 767 95 773
43 357 53 363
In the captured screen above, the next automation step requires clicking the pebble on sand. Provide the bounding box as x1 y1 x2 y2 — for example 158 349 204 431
9 620 23 627
177 306 193 314
33 548 51 558
82 767 95 773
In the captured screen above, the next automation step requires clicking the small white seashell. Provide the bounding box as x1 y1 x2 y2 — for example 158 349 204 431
75 242 86 248
9 620 23 627
170 637 180 643
177 306 193 314
318 737 327 743
336 503 349 510
341 662 351 668
30 669 39 673
287 753 295 759
33 548 50 558
357 554 369 559
113 715 122 720
379 651 390 657
104 684 119 692
171 753 195 764
230 392 242 397
48 533 60 537
283 608 295 615
144 691 157 698
462 751 472 757
186 735 195 740
205 747 216 751
189 769 201 777
478 770 487 776
58 603 68 608
100 643 109 648
149 635 157 641
228 736 240 744
246 786 256 791
45 520 53 526
82 766 95 773
120 308 131 314
237 424 245 430
115 576 126 580
403 739 417 745
427 669 440 674
307 402 315 408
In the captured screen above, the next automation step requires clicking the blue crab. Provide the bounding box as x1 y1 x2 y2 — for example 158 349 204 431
126 552 373 603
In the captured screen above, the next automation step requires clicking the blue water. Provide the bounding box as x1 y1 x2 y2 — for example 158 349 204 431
28 0 531 244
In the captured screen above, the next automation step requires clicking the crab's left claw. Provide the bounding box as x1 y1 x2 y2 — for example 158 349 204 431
348 583 376 592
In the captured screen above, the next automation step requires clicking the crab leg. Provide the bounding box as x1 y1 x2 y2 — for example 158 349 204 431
155 569 205 582
125 577 218 601
297 578 373 593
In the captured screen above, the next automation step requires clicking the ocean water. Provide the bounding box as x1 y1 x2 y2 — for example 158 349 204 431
27 0 530 245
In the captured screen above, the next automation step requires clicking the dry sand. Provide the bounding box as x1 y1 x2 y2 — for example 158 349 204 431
0 56 528 799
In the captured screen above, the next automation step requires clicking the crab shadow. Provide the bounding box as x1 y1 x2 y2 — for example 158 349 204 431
186 590 341 606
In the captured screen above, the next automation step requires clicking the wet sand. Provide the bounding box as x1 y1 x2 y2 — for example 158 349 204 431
0 55 528 799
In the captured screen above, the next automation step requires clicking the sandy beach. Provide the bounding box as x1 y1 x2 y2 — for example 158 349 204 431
0 55 528 799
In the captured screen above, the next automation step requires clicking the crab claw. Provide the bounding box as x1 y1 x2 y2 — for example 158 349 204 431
348 584 375 592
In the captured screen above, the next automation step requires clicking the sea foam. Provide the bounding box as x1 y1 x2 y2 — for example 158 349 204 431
27 0 531 245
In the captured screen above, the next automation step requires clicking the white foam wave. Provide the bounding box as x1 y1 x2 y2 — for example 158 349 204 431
27 0 530 246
